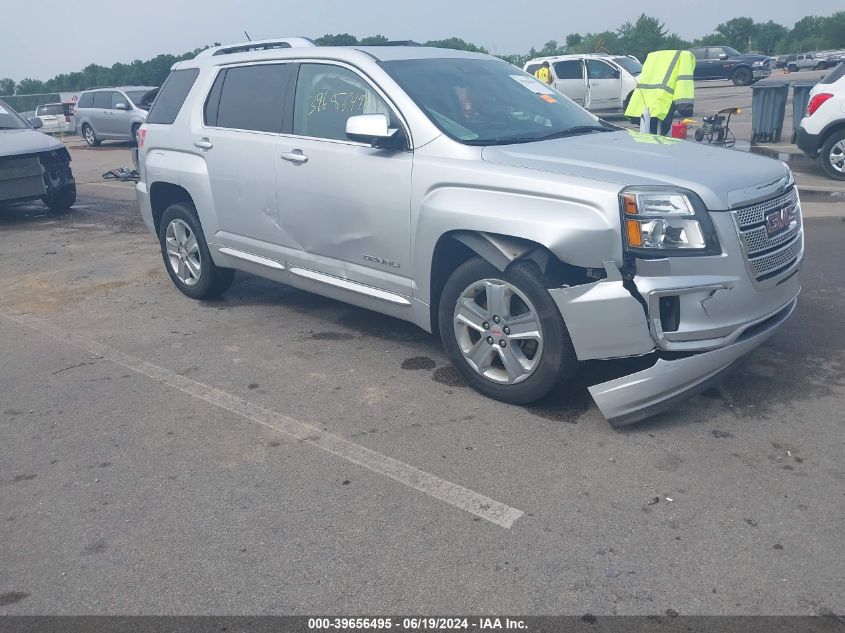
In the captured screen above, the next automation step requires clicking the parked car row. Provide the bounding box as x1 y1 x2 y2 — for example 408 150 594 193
775 51 845 71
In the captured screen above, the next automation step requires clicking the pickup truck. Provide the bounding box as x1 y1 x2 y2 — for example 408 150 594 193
690 46 771 85
787 53 833 72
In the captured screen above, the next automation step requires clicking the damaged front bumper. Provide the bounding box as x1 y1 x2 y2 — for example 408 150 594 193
0 148 75 204
588 297 795 426
550 209 802 426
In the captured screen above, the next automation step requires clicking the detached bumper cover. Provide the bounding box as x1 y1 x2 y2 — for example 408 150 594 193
589 297 796 426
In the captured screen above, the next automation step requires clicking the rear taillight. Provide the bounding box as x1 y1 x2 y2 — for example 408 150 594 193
138 127 147 149
807 93 833 116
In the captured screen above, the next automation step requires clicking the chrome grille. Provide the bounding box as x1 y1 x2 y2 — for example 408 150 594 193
741 215 801 255
732 187 802 282
748 237 803 279
733 188 798 228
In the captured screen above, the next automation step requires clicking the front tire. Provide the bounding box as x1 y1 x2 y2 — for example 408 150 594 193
158 202 235 299
732 67 753 86
787 64 799 73
438 257 578 405
42 184 76 213
820 130 845 180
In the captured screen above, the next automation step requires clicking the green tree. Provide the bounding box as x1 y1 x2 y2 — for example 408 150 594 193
314 33 358 46
752 21 788 54
714 17 756 51
0 78 15 96
16 78 45 94
423 37 487 53
359 34 389 45
617 14 689 61
819 11 845 48
565 33 582 49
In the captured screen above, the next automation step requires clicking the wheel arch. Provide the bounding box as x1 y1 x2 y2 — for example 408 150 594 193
427 230 598 335
149 181 194 234
819 119 845 147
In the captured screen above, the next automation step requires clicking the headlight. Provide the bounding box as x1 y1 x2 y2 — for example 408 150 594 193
621 188 721 256
752 61 765 68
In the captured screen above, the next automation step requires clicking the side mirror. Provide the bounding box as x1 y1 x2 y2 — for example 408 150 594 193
114 102 129 111
346 114 399 147
718 53 728 60
28 116 43 129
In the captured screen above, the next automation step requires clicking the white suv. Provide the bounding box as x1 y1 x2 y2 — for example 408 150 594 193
796 62 845 179
523 54 641 114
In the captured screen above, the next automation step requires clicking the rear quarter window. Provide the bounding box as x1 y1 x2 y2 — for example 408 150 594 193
147 68 200 125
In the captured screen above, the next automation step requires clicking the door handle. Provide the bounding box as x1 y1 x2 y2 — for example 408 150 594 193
280 150 308 164
193 138 213 150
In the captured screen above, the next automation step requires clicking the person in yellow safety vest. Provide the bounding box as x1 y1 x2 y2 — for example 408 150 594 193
625 50 695 136
534 61 553 85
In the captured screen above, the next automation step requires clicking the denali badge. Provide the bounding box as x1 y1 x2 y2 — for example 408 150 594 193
363 254 400 268
765 204 795 237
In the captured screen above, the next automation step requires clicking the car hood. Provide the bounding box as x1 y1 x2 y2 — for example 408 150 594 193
737 54 769 63
481 130 791 209
0 128 65 158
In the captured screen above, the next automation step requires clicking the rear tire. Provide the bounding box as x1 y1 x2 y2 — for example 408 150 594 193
158 202 235 299
819 130 845 181
438 257 579 405
787 64 799 73
82 123 100 147
731 67 753 86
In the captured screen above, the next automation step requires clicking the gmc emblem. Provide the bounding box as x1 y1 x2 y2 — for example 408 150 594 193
765 204 795 237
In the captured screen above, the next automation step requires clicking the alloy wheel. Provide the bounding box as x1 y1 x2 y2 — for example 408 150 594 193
453 278 543 385
829 140 845 174
165 219 201 286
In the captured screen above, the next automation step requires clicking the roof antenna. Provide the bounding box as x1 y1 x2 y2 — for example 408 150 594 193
244 30 251 41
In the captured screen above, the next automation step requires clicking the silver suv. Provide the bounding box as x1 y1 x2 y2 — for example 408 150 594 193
136 42 803 426
75 85 157 146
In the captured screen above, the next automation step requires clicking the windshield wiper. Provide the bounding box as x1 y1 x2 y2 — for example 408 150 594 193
532 125 614 141
467 125 615 146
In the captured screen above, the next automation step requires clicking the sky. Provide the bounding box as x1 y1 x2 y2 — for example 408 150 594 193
1 0 841 82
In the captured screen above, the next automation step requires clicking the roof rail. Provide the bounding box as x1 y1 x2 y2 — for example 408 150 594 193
195 37 317 58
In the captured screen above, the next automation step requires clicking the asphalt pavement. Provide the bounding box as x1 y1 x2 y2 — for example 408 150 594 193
1 124 844 616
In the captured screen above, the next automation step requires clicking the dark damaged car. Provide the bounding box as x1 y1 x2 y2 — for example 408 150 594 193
0 99 76 212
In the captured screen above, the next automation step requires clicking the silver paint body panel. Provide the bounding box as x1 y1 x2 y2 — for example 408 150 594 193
136 46 802 424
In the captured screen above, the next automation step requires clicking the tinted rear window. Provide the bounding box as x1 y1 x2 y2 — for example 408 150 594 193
554 60 582 79
147 68 200 125
820 61 845 85
211 64 291 133
77 93 93 108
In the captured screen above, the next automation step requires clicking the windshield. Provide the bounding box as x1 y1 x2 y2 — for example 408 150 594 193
723 46 742 57
381 58 603 145
0 99 28 130
613 56 642 75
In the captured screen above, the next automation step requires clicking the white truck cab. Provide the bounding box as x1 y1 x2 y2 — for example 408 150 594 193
524 53 642 113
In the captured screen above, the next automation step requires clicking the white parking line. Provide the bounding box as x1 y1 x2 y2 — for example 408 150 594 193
2 314 524 529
